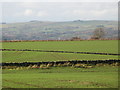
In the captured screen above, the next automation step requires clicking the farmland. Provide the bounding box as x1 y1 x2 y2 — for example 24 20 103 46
2 66 118 88
2 40 118 62
1 40 119 88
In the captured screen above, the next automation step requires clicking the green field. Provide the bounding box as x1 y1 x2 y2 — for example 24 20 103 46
2 66 118 88
2 40 119 62
2 40 119 88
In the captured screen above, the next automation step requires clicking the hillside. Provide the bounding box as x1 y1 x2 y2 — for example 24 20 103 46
1 20 118 40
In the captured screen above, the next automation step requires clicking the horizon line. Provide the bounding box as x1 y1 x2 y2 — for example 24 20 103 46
1 19 118 24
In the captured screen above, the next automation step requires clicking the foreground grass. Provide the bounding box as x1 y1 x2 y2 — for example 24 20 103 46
2 66 118 88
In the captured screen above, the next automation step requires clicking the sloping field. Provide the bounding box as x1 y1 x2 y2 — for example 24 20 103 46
2 40 119 62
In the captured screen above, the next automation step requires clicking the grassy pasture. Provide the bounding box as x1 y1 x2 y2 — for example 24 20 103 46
2 40 118 62
2 51 118 62
1 40 119 88
2 40 118 53
2 66 118 88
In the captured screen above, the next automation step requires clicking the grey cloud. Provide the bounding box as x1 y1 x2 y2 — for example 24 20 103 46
2 2 118 23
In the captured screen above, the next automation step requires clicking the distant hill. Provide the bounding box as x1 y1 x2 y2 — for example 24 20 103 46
0 20 118 40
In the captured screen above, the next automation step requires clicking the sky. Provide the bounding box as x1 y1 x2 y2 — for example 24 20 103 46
0 1 118 23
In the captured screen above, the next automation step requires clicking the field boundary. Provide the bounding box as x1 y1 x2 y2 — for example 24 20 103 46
0 39 119 42
1 59 120 66
1 49 119 56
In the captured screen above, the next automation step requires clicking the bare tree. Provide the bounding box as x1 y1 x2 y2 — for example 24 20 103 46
70 36 81 41
91 27 105 39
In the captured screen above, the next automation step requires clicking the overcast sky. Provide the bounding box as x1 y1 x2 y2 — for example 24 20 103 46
1 2 118 23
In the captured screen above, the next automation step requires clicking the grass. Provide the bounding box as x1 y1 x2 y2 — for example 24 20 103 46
1 40 119 88
2 51 118 62
2 40 119 62
2 40 118 53
2 66 118 88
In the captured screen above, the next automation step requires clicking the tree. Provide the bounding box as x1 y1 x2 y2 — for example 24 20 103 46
91 27 105 39
70 36 81 41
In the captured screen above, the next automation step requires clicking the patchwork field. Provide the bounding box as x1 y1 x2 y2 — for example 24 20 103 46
1 40 119 88
2 40 119 62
